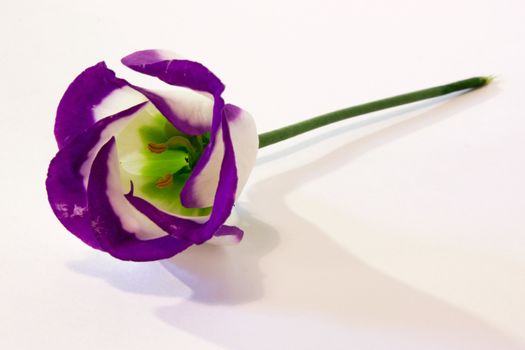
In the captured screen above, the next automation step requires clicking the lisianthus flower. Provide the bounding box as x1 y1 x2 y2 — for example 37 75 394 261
47 49 491 262
46 50 258 261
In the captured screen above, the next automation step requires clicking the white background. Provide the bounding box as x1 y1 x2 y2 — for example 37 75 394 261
1 0 525 349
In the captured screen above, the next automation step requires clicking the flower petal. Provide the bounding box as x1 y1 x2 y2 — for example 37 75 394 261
220 104 259 201
55 62 146 149
125 114 241 245
123 190 202 242
208 225 244 245
121 50 223 136
47 102 171 249
128 86 215 135
122 49 224 95
179 125 225 208
88 138 192 261
180 104 258 208
47 103 147 248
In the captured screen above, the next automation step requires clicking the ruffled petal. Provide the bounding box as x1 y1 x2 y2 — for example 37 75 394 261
223 104 259 200
180 104 258 208
55 62 146 149
208 225 244 245
125 113 241 245
46 103 148 248
121 49 224 95
123 190 202 242
179 125 225 208
121 49 223 135
129 85 214 135
88 138 192 261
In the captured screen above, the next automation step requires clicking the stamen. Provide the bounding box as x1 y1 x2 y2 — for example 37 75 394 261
148 143 168 154
155 173 173 189
166 136 194 151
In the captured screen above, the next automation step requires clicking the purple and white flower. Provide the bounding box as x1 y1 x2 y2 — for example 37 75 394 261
46 50 258 261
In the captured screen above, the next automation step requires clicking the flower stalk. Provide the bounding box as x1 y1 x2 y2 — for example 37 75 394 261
258 76 492 148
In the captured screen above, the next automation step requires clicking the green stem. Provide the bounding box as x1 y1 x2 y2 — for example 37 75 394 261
258 76 492 148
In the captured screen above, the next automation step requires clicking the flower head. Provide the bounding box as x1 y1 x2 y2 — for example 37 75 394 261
46 50 258 261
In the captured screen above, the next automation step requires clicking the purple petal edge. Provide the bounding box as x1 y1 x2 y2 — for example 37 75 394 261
214 225 244 242
121 50 224 136
128 85 211 135
46 102 148 249
179 97 226 208
55 62 129 149
179 102 256 209
122 50 225 95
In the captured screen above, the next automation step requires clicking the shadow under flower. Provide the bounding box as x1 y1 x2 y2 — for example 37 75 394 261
159 210 279 304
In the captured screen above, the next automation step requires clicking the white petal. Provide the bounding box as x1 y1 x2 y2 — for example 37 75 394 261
182 104 258 208
93 86 148 121
147 87 215 132
226 106 259 200
105 142 169 240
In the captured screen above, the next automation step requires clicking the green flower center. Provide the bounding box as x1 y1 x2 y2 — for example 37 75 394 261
116 109 211 217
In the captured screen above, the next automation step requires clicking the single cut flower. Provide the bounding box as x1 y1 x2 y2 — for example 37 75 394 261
47 49 491 262
46 50 258 261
